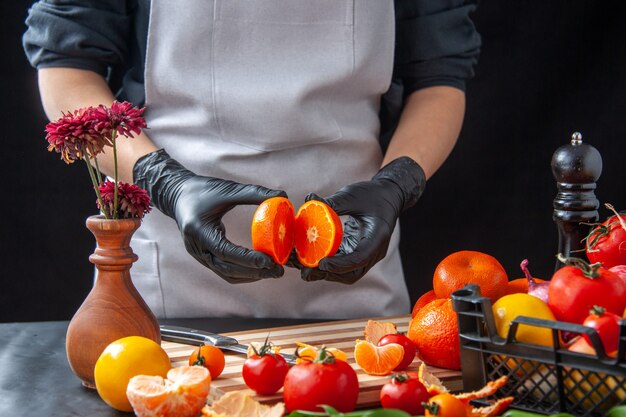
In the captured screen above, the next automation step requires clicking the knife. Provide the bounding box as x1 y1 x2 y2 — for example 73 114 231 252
159 324 297 364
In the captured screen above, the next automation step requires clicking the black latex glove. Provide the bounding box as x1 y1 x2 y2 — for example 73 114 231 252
133 149 286 283
295 156 426 284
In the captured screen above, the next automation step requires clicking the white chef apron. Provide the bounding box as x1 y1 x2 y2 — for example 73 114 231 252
131 0 411 319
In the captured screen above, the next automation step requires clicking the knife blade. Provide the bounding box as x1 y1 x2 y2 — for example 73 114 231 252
159 324 297 364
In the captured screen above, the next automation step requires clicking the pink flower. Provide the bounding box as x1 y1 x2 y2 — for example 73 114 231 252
90 101 147 139
45 108 112 164
97 180 151 219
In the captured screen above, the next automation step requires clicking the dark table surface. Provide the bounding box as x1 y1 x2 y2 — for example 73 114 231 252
0 318 323 417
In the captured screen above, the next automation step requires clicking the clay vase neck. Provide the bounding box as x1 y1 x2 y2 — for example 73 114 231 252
66 215 160 388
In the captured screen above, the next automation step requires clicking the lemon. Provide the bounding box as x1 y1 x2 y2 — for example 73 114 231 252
492 293 556 347
94 336 171 412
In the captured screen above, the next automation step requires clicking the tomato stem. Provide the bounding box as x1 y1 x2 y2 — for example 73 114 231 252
605 203 626 233
590 305 606 316
556 253 602 278
313 346 337 364
389 372 411 383
192 348 206 367
422 402 440 415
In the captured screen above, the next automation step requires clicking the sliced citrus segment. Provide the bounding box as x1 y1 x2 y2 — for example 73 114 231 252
353 339 403 376
294 342 347 363
201 390 285 417
294 200 342 268
251 197 295 265
363 319 398 344
127 365 211 417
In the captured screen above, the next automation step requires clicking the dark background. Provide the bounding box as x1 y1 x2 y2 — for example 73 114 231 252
2 1 625 322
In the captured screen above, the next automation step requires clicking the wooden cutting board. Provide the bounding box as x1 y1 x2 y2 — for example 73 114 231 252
163 314 463 409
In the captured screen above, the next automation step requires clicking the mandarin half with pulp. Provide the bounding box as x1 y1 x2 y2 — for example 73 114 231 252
127 365 211 417
294 200 342 268
433 250 508 303
408 298 460 370
354 339 404 376
251 196 295 265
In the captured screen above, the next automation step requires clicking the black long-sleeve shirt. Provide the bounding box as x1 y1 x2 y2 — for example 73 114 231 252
23 0 481 106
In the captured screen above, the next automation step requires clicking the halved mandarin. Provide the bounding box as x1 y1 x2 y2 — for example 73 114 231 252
126 365 211 417
354 339 404 376
251 197 295 265
294 200 342 268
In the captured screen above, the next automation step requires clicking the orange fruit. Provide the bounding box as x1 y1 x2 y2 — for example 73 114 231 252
433 250 508 303
94 336 172 412
127 365 211 417
423 393 469 417
294 200 342 268
505 277 546 295
411 289 438 318
353 339 404 376
407 298 461 370
251 196 295 265
189 345 226 379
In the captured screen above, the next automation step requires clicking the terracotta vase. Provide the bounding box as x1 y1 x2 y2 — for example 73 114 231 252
65 215 160 388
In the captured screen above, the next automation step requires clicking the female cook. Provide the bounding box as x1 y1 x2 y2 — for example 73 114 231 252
23 0 480 319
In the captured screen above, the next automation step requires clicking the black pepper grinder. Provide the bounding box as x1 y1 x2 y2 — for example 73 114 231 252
552 132 603 271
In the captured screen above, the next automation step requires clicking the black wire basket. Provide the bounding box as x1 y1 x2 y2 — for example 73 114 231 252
451 284 626 417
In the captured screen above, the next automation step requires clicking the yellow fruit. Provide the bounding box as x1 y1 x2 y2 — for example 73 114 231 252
94 336 172 412
492 293 556 347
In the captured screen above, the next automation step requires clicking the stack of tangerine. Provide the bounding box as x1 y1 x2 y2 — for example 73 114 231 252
407 250 556 371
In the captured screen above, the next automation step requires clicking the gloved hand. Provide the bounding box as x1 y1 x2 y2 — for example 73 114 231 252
133 149 287 283
295 156 426 284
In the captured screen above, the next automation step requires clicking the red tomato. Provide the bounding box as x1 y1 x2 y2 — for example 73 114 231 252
548 256 626 324
380 373 430 415
378 334 417 371
242 352 289 395
581 305 622 354
423 393 469 417
283 348 358 412
609 265 626 287
585 213 626 268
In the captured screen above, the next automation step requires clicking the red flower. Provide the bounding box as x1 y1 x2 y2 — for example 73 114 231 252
97 180 151 219
45 108 111 164
90 101 147 139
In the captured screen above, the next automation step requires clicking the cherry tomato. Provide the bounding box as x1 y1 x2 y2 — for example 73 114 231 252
423 393 468 417
378 334 417 371
283 347 358 412
585 212 626 268
188 345 225 379
548 256 626 324
380 373 430 415
582 305 622 354
242 346 289 395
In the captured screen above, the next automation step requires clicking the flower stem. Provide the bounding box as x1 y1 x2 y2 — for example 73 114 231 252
112 130 119 219
93 157 104 185
83 151 108 219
